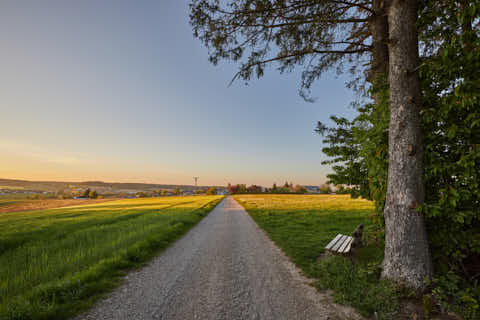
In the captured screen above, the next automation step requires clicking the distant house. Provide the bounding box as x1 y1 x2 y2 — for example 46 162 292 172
216 188 228 195
304 186 320 193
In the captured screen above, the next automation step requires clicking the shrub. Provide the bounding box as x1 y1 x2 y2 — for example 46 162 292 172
206 187 217 195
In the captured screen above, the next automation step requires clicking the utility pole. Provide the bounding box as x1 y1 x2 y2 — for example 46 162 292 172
193 177 199 187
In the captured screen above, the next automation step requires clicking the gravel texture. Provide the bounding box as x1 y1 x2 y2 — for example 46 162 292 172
75 197 343 320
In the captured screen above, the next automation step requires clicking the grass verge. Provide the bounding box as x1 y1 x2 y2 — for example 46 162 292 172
234 194 404 319
0 195 223 320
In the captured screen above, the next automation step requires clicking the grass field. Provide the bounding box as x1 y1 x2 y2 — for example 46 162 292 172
0 195 223 320
234 194 402 319
234 194 375 269
0 198 116 214
0 186 25 190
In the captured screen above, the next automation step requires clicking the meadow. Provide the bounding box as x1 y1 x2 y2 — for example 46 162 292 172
0 195 223 320
0 198 114 214
234 194 402 319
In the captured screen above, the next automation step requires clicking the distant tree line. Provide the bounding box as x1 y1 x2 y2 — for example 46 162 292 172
53 189 99 199
228 182 312 194
82 189 98 199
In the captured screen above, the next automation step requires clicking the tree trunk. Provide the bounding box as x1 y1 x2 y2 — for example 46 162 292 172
381 0 433 290
368 0 389 107
460 0 474 71
369 0 389 79
460 0 473 42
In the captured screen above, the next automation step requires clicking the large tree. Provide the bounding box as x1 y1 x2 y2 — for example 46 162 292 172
317 0 480 288
190 0 431 289
381 0 433 288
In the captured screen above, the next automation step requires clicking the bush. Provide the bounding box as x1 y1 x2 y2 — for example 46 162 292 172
313 255 400 319
206 187 217 195
426 272 479 320
319 184 332 194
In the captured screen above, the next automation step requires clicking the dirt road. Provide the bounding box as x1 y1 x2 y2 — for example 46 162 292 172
76 197 341 320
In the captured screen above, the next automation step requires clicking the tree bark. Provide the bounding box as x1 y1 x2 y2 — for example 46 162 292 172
460 0 474 67
460 0 473 40
369 0 389 79
381 0 433 290
368 0 389 114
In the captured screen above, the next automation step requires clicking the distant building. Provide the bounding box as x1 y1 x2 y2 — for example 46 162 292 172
304 186 320 193
216 188 228 195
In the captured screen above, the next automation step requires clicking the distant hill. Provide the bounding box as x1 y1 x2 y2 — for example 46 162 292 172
0 178 223 193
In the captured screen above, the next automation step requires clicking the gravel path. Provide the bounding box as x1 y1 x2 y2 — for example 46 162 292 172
75 197 342 320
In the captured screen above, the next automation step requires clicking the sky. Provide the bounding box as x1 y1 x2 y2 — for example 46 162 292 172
0 0 358 187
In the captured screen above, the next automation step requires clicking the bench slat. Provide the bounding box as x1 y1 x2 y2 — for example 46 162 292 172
344 239 353 253
338 236 353 253
331 235 348 252
325 234 343 250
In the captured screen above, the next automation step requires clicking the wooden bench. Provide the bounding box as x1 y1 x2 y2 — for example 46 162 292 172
324 224 363 255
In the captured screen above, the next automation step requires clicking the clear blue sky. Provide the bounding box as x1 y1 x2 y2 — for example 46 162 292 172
0 0 358 187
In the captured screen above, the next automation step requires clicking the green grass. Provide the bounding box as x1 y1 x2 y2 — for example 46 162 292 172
234 194 401 319
0 195 223 320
